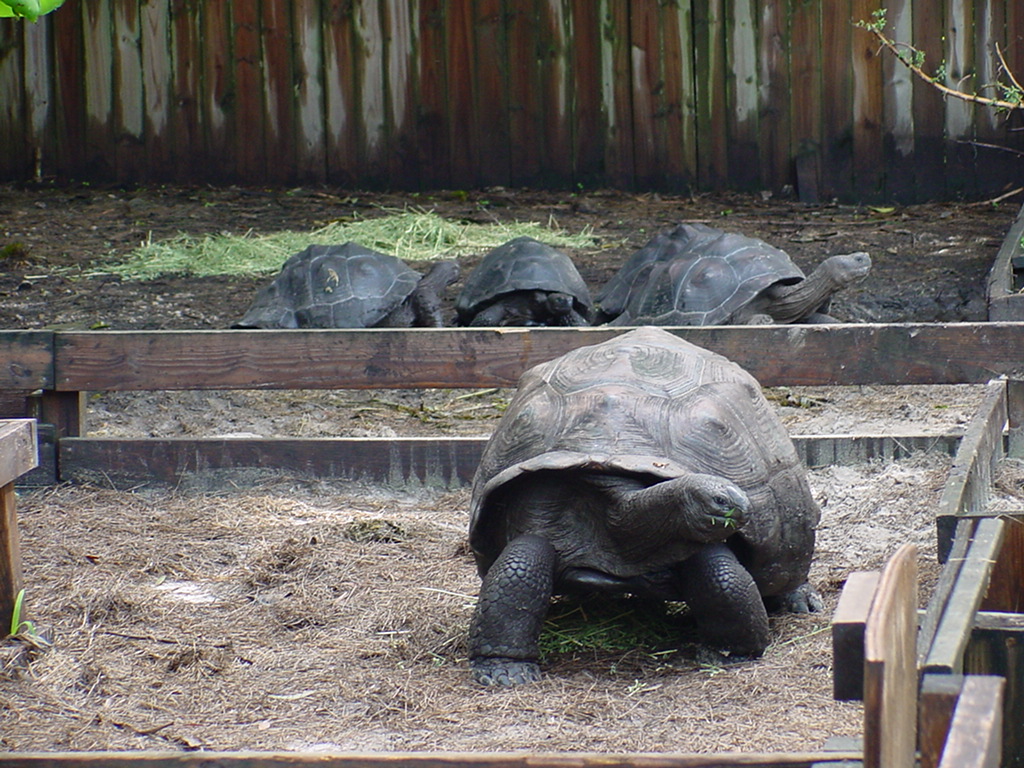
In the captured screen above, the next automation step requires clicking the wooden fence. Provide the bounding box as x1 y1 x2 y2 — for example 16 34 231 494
1 0 1023 201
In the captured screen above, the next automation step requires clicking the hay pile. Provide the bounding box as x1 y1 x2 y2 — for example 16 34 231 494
2 452 953 753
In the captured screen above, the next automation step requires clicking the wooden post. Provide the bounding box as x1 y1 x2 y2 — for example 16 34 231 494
1006 377 1024 459
863 544 918 768
937 676 1005 768
0 420 38 635
918 674 964 768
831 570 880 701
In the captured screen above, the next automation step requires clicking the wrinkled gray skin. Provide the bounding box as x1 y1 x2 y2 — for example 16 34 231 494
598 223 871 326
234 243 459 329
456 236 593 326
467 326 822 686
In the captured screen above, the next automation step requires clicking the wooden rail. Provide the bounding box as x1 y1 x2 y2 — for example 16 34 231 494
1 322 1022 485
831 376 1024 768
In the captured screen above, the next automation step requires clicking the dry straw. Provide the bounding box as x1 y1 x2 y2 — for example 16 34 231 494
93 208 598 280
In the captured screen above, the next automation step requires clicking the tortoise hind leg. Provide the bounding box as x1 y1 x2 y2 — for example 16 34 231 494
671 543 770 657
469 534 557 686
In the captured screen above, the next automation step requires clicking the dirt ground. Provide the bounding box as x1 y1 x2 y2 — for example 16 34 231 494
0 183 1021 754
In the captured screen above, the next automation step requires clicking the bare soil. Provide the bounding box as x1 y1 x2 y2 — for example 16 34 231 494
0 183 1019 754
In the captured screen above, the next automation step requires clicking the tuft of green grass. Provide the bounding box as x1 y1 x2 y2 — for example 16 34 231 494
91 208 599 281
538 596 690 661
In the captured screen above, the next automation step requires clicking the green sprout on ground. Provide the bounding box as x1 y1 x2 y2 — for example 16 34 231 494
8 588 35 637
91 208 601 281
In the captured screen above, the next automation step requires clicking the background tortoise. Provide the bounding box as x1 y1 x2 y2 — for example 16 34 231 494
234 243 458 329
602 223 870 326
455 236 593 326
467 326 821 686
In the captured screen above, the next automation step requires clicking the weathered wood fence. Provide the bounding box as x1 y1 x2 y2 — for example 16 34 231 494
1 0 1023 201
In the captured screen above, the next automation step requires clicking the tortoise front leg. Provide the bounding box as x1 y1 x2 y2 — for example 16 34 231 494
672 543 770 657
468 534 557 686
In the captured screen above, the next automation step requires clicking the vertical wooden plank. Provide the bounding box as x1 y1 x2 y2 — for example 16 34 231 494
471 0 509 185
82 0 115 178
415 0 451 189
912 0 947 200
789 0 823 199
628 0 661 188
880 0 917 203
293 0 326 183
140 0 173 180
51 5 85 179
863 543 918 768
446 0 476 187
538 0 571 185
508 0 544 187
22 16 53 181
112 0 144 181
942 0 976 198
851 0 885 201
821 0 854 200
666 0 697 189
0 20 26 179
831 570 881 701
567 0 608 188
919 674 965 768
693 0 728 189
600 0 633 189
965 618 1022 768
262 0 296 185
169 0 201 181
971 0 1010 195
0 483 23 637
358 0 389 186
757 0 789 193
385 0 418 186
980 513 1024 613
937 675 1005 768
724 0 759 190
324 0 358 186
201 1 235 182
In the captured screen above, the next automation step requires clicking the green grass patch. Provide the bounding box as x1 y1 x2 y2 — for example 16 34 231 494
538 596 690 661
92 208 599 280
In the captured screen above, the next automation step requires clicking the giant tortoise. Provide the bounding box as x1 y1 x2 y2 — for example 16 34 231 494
234 243 459 329
466 326 822 685
600 224 870 326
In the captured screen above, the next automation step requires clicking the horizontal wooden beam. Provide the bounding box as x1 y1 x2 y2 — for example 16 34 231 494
55 433 963 489
46 323 1024 391
0 331 52 389
0 420 38 487
0 751 864 768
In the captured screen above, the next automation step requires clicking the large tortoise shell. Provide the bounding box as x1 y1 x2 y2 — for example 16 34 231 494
468 326 819 596
455 236 592 321
603 224 804 326
235 243 420 329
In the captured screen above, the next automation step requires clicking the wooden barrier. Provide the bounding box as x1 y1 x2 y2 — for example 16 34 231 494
3 322 1022 485
0 419 38 634
986 202 1024 322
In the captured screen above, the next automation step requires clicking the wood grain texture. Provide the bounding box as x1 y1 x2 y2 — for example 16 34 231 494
862 543 918 768
919 674 965 768
937 675 1005 768
831 570 881 701
54 433 963 490
0 419 35 636
47 324 1024 391
924 517 1005 674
